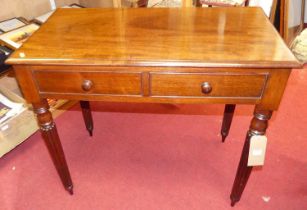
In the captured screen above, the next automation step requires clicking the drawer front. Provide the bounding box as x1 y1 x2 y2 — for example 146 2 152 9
33 71 142 95
150 73 267 98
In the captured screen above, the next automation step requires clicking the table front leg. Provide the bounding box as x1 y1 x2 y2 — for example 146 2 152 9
221 104 236 142
33 100 73 194
230 108 272 206
80 101 93 136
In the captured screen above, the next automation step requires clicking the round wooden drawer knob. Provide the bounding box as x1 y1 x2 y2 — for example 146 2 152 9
82 80 93 91
201 82 212 94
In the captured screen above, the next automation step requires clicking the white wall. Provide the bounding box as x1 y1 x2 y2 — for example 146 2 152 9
79 0 113 7
249 0 273 17
305 0 307 22
0 0 79 20
288 0 303 27
0 0 51 20
55 0 80 7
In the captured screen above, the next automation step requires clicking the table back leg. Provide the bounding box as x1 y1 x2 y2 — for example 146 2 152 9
221 104 236 142
80 100 94 136
230 108 272 206
33 100 74 194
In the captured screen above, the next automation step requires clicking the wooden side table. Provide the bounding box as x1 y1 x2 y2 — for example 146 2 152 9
6 7 300 206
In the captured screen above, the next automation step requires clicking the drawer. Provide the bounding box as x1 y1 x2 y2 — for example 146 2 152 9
33 71 142 95
150 73 268 98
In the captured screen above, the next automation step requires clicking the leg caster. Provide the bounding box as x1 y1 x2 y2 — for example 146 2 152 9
66 185 74 195
230 198 237 207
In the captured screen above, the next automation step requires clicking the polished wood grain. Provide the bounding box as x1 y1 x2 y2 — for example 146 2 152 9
7 8 298 68
6 8 300 206
33 71 142 95
13 65 293 110
150 73 267 98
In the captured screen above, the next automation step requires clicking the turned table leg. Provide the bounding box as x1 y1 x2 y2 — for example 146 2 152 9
230 108 272 206
80 100 94 136
33 100 73 194
221 104 236 142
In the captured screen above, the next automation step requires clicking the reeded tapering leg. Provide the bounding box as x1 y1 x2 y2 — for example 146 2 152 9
221 104 236 142
230 108 272 206
80 100 93 136
33 99 73 194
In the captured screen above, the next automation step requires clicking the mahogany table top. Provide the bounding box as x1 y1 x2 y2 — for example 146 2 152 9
7 7 299 68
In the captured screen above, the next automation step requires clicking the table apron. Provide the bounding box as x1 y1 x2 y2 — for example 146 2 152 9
13 66 292 110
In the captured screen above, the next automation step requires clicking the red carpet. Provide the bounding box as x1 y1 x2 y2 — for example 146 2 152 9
0 69 307 210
